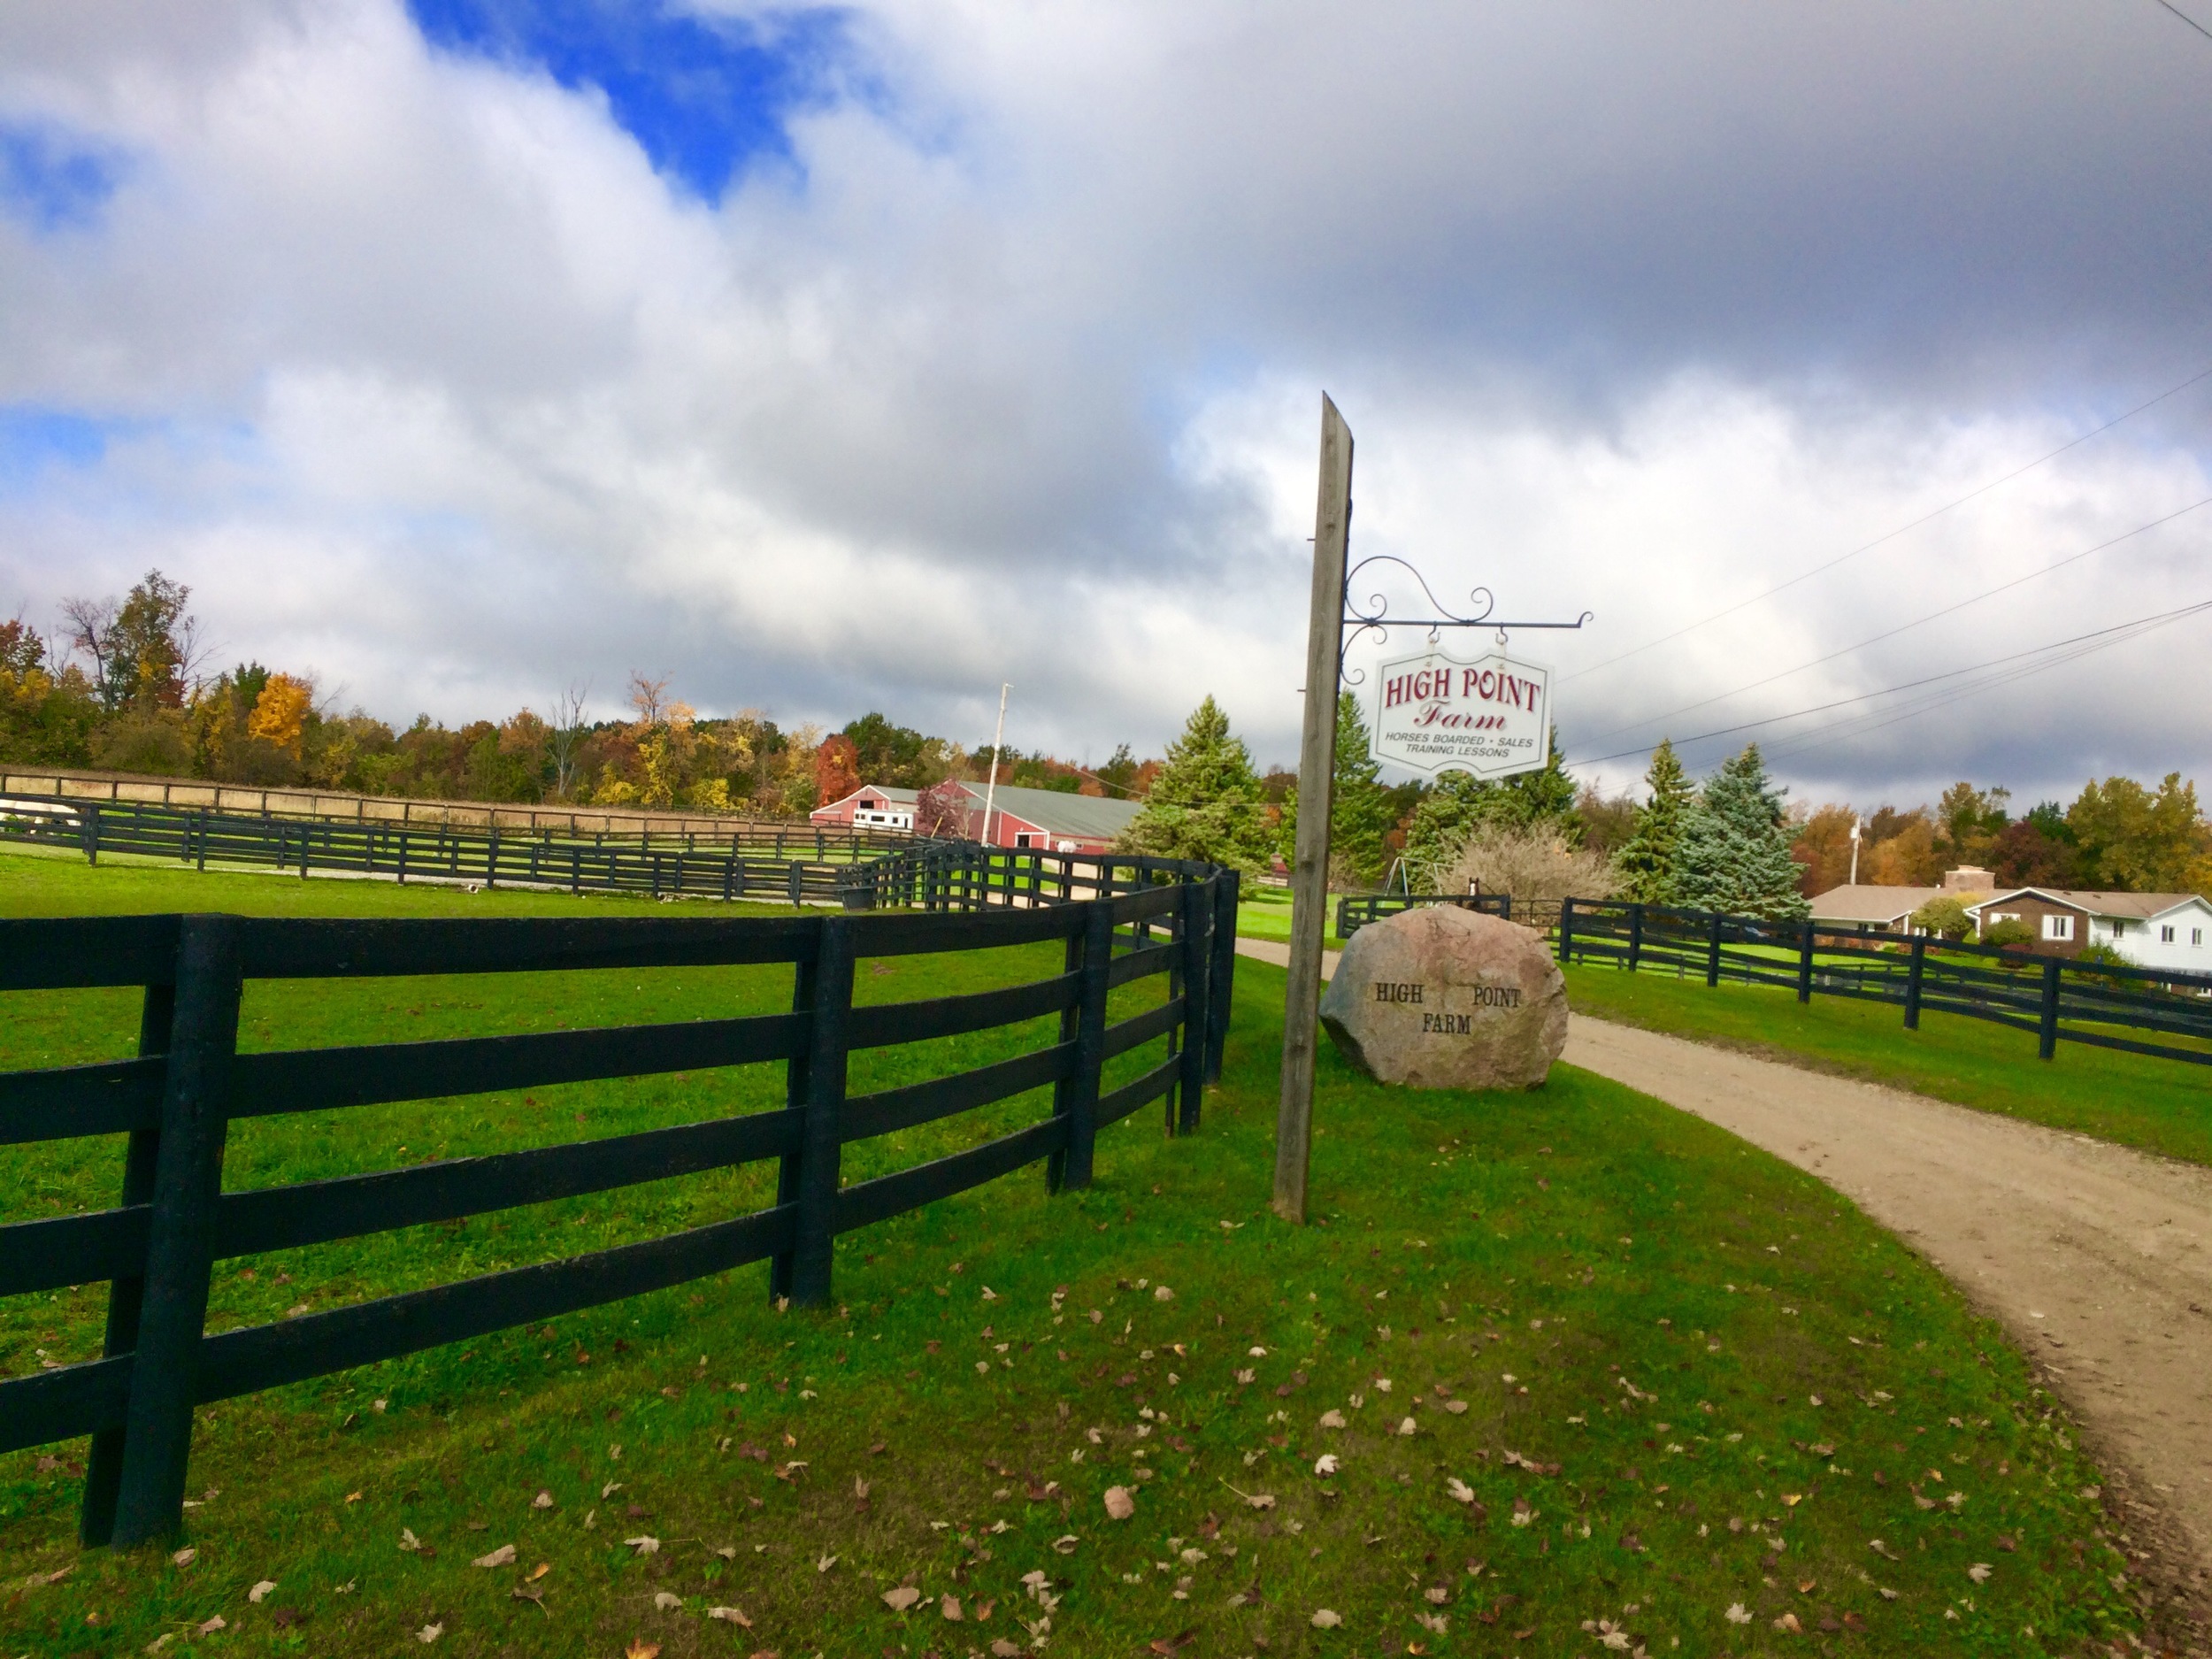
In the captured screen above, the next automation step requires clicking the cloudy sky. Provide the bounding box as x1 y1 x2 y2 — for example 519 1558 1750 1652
4 0 2209 808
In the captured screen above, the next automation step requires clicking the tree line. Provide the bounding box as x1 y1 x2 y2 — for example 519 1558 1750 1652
0 572 1165 815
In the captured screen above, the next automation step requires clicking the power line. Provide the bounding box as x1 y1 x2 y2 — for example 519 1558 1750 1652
1571 490 2212 749
2154 0 2212 44
1571 597 2212 767
1560 360 2212 685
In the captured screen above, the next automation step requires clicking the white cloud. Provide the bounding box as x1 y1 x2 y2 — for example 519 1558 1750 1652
1 0 2208 804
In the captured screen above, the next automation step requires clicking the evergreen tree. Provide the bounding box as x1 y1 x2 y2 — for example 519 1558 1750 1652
1610 739 1693 902
1668 743 1809 918
1278 694 1396 883
1118 695 1277 873
1399 729 1578 885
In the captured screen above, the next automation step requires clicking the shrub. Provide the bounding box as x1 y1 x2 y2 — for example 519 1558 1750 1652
1909 895 1971 941
1443 824 1619 906
1983 917 2037 950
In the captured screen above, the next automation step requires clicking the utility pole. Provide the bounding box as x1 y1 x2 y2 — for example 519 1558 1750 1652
1274 395 1353 1224
1849 814 1862 885
981 682 1010 845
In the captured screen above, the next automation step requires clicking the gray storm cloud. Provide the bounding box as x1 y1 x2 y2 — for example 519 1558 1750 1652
0 0 2207 802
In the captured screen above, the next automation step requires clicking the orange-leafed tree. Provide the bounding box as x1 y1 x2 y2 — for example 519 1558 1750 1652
246 673 313 757
914 777 971 838
814 733 860 807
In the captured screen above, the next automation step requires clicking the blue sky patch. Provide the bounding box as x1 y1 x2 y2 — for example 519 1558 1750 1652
0 407 110 488
0 123 124 232
408 0 853 200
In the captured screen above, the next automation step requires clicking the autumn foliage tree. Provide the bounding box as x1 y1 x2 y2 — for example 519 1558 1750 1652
814 733 861 808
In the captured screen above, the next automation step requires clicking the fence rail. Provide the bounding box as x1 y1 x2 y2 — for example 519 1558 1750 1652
0 766 901 845
0 852 1235 1550
1 795 895 897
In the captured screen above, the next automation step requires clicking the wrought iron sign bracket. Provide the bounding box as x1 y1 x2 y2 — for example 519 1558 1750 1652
1340 554 1591 685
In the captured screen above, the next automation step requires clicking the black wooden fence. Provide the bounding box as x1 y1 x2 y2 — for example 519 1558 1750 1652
0 862 1233 1549
1556 897 2212 1066
2 795 883 902
1335 891 2212 1068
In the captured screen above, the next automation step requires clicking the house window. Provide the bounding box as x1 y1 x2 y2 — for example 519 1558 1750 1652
1016 833 1033 849
2042 914 2074 941
2194 928 2204 947
2162 925 2177 943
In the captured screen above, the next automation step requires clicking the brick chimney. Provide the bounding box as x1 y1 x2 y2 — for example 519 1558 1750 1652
1941 865 1993 894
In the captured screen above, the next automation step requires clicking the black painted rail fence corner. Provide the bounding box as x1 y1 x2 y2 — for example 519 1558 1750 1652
1339 891 2212 1069
0 851 1235 1549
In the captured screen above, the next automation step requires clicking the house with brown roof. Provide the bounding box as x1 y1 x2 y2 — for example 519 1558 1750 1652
1962 888 2212 969
1806 866 1995 936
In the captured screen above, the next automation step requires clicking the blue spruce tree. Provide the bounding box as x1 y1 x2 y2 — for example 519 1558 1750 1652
1668 744 1809 919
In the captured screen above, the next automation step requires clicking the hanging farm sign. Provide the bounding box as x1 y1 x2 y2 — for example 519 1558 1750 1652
1371 647 1551 780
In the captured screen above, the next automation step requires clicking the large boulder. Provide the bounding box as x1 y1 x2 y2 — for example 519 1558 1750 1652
1318 903 1568 1090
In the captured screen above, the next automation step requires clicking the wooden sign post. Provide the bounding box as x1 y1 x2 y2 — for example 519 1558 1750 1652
1273 394 1353 1223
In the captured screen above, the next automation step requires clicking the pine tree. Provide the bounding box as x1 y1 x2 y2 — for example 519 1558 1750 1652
1611 739 1693 902
1118 695 1277 873
1668 743 1809 918
1278 694 1396 883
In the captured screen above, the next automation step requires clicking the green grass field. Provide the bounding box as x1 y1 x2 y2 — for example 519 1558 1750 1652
1235 883 1348 953
1562 959 2212 1169
0 854 2146 1656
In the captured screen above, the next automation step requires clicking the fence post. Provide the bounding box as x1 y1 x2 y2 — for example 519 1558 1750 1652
787 918 854 1307
787 862 803 908
1177 879 1212 1134
488 829 499 887
1702 911 1722 987
1556 896 1575 964
1207 870 1238 1083
85 803 101 866
1903 934 1926 1029
2038 956 2062 1061
1796 918 1816 1003
772 942 818 1302
1053 897 1113 1193
111 915 243 1548
1627 902 1645 973
79 981 177 1547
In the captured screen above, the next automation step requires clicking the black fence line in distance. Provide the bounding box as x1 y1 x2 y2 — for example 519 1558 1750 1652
1340 891 2212 1069
0 863 1233 1549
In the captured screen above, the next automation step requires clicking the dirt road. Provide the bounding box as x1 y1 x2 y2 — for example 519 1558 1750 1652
1234 937 2212 1620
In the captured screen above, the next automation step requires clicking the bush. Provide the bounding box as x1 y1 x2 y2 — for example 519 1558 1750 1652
1443 824 1619 905
1909 895 1971 941
1982 917 2037 950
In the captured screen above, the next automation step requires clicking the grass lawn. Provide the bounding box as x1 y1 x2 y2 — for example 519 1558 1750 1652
1236 884 1348 953
0 852 2144 1656
1563 959 2212 1170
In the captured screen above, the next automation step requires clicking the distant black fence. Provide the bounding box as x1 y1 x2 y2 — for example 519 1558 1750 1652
2 795 885 901
1555 897 2212 1067
0 857 1233 1549
1338 891 1515 936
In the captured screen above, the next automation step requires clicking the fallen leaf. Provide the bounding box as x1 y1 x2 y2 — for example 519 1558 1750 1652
626 1643 662 1659
472 1543 517 1569
344 1491 362 1504
1446 1477 1476 1504
416 1624 444 1644
249 1579 277 1603
655 1592 682 1610
1148 1631 1195 1653
818 1554 839 1572
170 1548 196 1568
1314 1454 1340 1477
144 1637 171 1655
1397 1417 1417 1436
626 1536 660 1555
991 1643 1023 1657
196 1616 226 1635
1318 1409 1346 1429
1244 1492 1277 1510
1052 1534 1080 1554
1310 1609 1342 1628
532 1490 555 1509
271 1609 307 1631
1968 1563 1993 1584
709 1607 754 1625
1724 1604 1753 1624
942 1594 965 1621
1774 1612 1802 1633
883 1586 923 1612
1104 1486 1136 1520
1445 1400 1470 1414
1154 1286 1175 1302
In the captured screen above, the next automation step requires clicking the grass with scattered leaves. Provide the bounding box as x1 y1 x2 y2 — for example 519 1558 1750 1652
0 853 2146 1657
1563 959 2212 1170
